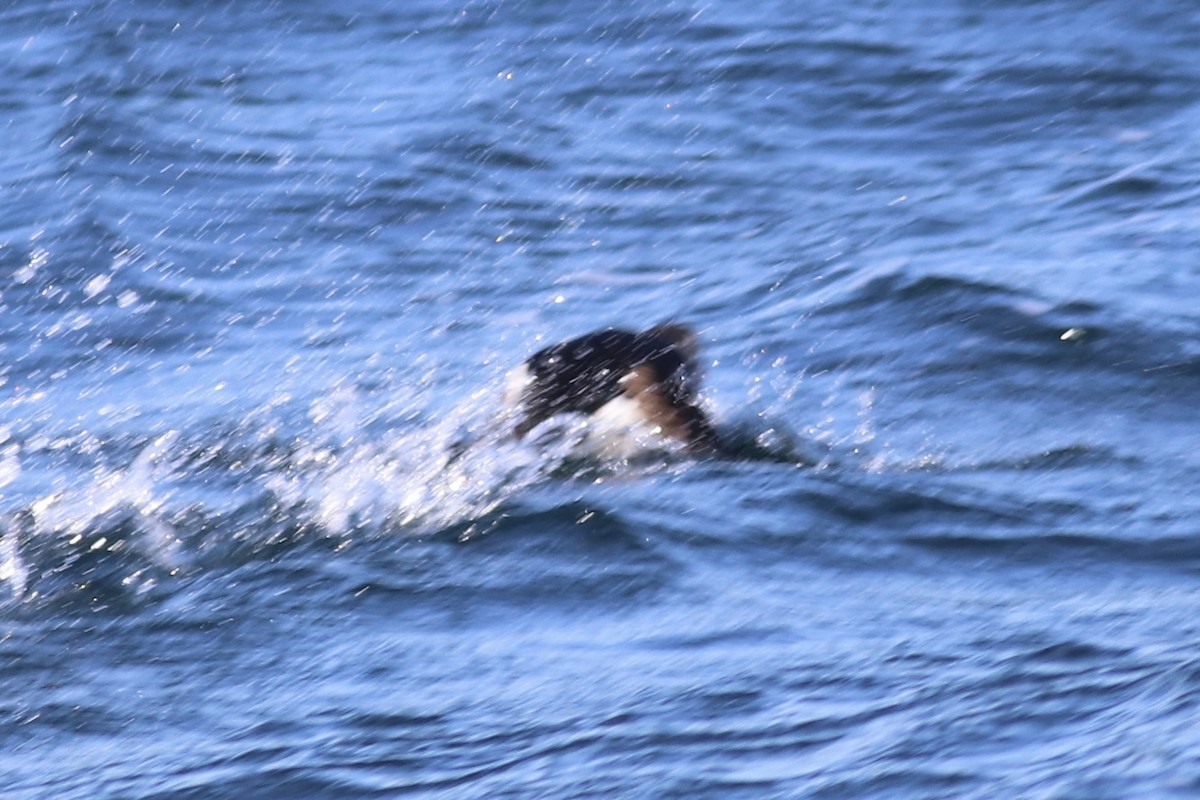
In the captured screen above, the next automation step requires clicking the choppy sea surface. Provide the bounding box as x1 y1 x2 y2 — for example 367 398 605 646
3 1 1200 797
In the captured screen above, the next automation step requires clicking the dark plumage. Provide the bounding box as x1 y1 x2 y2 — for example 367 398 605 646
510 323 722 454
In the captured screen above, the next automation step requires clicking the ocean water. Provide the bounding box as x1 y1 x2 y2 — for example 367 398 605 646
3 0 1200 797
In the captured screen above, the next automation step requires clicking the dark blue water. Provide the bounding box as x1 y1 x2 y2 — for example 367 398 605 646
4 1 1200 797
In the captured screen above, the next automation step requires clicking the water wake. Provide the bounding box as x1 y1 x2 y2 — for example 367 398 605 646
0 382 758 605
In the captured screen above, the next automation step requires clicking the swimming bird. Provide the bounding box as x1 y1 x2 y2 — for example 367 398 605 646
505 323 724 455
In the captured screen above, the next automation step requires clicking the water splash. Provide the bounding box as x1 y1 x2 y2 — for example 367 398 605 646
30 431 181 546
0 431 26 601
0 359 819 608
0 430 188 605
0 521 26 602
262 385 625 537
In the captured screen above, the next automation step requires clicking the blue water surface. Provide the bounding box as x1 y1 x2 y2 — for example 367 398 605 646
3 1 1200 797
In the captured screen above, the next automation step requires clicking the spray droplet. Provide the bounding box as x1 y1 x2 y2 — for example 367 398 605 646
1060 327 1087 342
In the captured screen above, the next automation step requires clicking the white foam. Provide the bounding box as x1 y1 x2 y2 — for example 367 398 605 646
265 383 550 535
28 431 186 573
0 521 26 600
